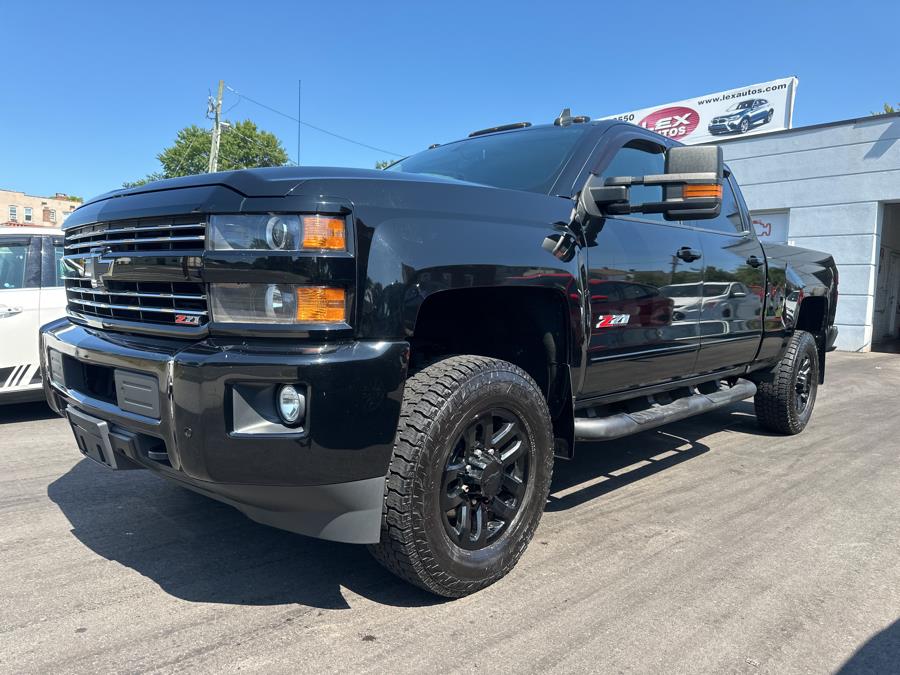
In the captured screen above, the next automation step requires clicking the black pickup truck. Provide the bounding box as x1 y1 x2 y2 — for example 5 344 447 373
41 111 838 597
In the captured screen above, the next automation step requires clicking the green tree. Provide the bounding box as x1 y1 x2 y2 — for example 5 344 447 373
873 103 899 115
124 119 289 187
375 160 394 170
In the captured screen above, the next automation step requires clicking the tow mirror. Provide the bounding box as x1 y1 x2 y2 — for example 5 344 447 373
579 145 724 221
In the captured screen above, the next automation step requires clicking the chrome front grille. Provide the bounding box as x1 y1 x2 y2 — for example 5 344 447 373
65 279 208 327
64 217 205 254
63 216 208 331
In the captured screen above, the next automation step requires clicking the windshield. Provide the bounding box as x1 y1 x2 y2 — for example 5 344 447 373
661 284 703 298
727 100 754 112
386 125 589 194
703 283 731 297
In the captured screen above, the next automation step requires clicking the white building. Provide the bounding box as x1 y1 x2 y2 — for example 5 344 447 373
716 112 900 352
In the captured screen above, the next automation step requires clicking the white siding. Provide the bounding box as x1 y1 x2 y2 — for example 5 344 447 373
718 113 900 351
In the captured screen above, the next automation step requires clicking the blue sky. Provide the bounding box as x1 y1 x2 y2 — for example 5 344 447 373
2 0 898 200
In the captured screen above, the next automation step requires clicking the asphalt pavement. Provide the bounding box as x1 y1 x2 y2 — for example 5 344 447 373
1 351 898 674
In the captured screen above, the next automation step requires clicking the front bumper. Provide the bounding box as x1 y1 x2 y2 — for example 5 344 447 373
708 120 740 134
41 319 409 543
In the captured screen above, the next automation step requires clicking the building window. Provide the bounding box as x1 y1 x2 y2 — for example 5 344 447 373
50 209 57 222
8 205 17 222
24 207 33 223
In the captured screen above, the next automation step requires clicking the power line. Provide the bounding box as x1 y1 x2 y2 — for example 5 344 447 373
170 130 201 176
225 84 405 157
223 123 299 166
223 93 242 116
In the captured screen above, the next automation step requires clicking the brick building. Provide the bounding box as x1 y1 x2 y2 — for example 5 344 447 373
1 189 81 227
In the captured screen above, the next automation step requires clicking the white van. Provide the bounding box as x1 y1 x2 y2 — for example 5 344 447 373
0 226 66 402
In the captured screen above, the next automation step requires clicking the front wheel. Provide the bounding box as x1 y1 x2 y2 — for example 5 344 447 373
739 117 751 133
754 330 819 434
369 355 554 597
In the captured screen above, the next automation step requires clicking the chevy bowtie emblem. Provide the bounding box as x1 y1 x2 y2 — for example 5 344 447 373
86 246 113 291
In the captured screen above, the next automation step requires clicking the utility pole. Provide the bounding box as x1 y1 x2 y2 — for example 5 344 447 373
208 79 224 173
297 80 303 166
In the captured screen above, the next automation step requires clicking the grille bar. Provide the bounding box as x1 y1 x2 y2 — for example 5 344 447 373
68 298 207 316
64 217 205 254
66 222 202 242
66 287 206 301
65 234 205 252
64 216 209 331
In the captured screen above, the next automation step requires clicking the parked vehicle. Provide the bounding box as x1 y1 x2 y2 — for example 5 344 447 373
708 98 775 135
662 280 763 334
41 111 838 597
0 227 65 402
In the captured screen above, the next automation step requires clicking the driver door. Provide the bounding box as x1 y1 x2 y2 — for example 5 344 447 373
581 137 703 397
0 235 42 391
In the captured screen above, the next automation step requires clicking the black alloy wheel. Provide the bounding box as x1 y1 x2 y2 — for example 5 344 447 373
440 409 529 550
795 354 813 413
754 330 819 435
369 355 554 597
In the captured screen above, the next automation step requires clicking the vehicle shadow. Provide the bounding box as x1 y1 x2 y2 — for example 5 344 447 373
837 618 900 673
47 401 762 610
47 461 444 610
0 400 58 424
548 401 761 511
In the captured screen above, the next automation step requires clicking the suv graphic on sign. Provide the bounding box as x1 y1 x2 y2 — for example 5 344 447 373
708 98 775 135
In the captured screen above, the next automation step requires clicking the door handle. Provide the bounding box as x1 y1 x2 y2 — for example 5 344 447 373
746 255 764 268
676 247 702 262
0 306 23 319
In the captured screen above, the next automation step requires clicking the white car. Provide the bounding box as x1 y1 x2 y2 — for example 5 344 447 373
0 226 66 403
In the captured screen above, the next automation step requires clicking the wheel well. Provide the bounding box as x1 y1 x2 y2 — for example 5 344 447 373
796 296 828 382
410 286 573 446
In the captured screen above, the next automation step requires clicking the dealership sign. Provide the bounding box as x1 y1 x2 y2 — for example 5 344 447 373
750 211 790 244
601 77 799 145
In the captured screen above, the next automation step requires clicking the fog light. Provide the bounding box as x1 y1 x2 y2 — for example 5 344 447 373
48 349 65 388
276 384 305 425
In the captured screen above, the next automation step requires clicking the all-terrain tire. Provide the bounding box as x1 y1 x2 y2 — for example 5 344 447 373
368 355 554 597
754 330 819 435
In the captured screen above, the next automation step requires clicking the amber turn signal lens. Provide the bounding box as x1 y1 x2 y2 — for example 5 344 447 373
683 184 723 199
302 215 346 250
296 287 346 323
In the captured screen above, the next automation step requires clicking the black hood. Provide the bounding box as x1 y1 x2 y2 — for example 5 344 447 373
83 166 477 207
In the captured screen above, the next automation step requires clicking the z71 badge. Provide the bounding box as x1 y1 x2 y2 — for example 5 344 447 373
595 314 631 328
174 314 201 326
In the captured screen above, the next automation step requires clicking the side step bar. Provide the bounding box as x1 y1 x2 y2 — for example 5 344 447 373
574 380 757 442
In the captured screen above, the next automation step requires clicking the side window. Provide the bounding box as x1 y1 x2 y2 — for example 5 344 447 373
0 239 34 290
695 178 746 235
599 140 667 223
53 239 66 287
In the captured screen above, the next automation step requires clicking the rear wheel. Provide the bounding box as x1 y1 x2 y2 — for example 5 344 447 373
754 330 819 434
369 355 554 597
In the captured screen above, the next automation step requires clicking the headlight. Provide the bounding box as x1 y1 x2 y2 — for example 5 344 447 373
210 283 348 324
208 214 346 251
